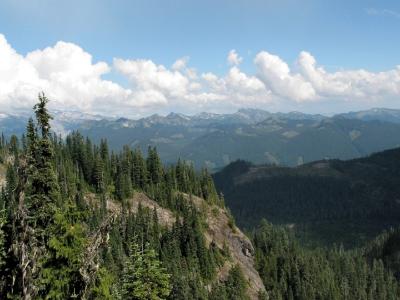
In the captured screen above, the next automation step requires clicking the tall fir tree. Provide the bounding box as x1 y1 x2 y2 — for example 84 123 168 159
121 241 171 300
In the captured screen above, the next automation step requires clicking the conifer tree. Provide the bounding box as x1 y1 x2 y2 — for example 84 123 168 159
0 210 6 269
122 241 171 300
146 147 163 185
225 265 250 300
39 203 87 299
15 93 62 298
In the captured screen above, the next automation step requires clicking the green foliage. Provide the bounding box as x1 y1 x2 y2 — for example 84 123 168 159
364 227 400 280
0 210 6 269
34 92 52 137
39 205 87 299
26 94 60 231
252 220 400 300
209 265 249 300
225 265 249 300
90 267 115 300
121 242 171 300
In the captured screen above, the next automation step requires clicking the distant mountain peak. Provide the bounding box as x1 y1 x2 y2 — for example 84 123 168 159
195 112 221 119
336 107 400 123
166 112 191 120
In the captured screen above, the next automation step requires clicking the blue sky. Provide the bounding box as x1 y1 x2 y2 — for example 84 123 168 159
0 0 400 117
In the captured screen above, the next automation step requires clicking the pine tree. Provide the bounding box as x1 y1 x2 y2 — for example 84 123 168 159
39 203 87 299
9 135 19 159
93 151 105 193
90 267 115 300
0 209 6 269
224 265 249 300
27 93 61 225
146 147 163 185
122 241 171 300
13 93 62 298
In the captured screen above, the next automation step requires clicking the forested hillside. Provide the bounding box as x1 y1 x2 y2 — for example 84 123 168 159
214 149 400 247
251 221 400 300
0 95 264 299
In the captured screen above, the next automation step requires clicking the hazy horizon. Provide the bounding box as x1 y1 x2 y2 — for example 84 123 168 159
3 105 400 121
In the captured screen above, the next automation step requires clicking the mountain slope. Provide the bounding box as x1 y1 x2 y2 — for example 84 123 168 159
0 163 5 188
213 147 400 247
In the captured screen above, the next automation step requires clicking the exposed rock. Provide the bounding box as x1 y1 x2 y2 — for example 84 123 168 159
126 192 176 227
0 165 6 188
85 191 265 299
84 192 176 228
182 194 266 299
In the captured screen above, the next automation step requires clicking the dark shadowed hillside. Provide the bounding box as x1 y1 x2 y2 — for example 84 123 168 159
214 147 400 247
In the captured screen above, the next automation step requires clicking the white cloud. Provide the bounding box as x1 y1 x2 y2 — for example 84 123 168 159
0 34 45 111
0 33 131 115
254 51 316 102
172 56 189 70
227 49 243 66
297 51 400 100
1 33 400 117
225 67 267 96
113 57 271 111
114 58 190 99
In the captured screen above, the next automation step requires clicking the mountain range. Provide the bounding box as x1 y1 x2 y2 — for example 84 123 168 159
2 107 400 170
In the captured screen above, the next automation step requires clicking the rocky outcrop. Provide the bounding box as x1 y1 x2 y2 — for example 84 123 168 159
182 194 266 299
85 191 265 299
84 192 176 228
126 192 176 227
0 164 5 188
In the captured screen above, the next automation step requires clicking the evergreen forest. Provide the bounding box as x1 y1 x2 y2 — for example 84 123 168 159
0 94 399 299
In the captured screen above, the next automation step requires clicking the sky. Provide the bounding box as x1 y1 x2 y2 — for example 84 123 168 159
0 0 400 118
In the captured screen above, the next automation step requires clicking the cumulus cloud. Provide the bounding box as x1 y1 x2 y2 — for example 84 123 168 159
0 34 131 115
0 34 45 111
1 33 400 117
227 49 243 66
114 58 190 99
113 56 271 112
297 51 400 100
254 51 316 102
